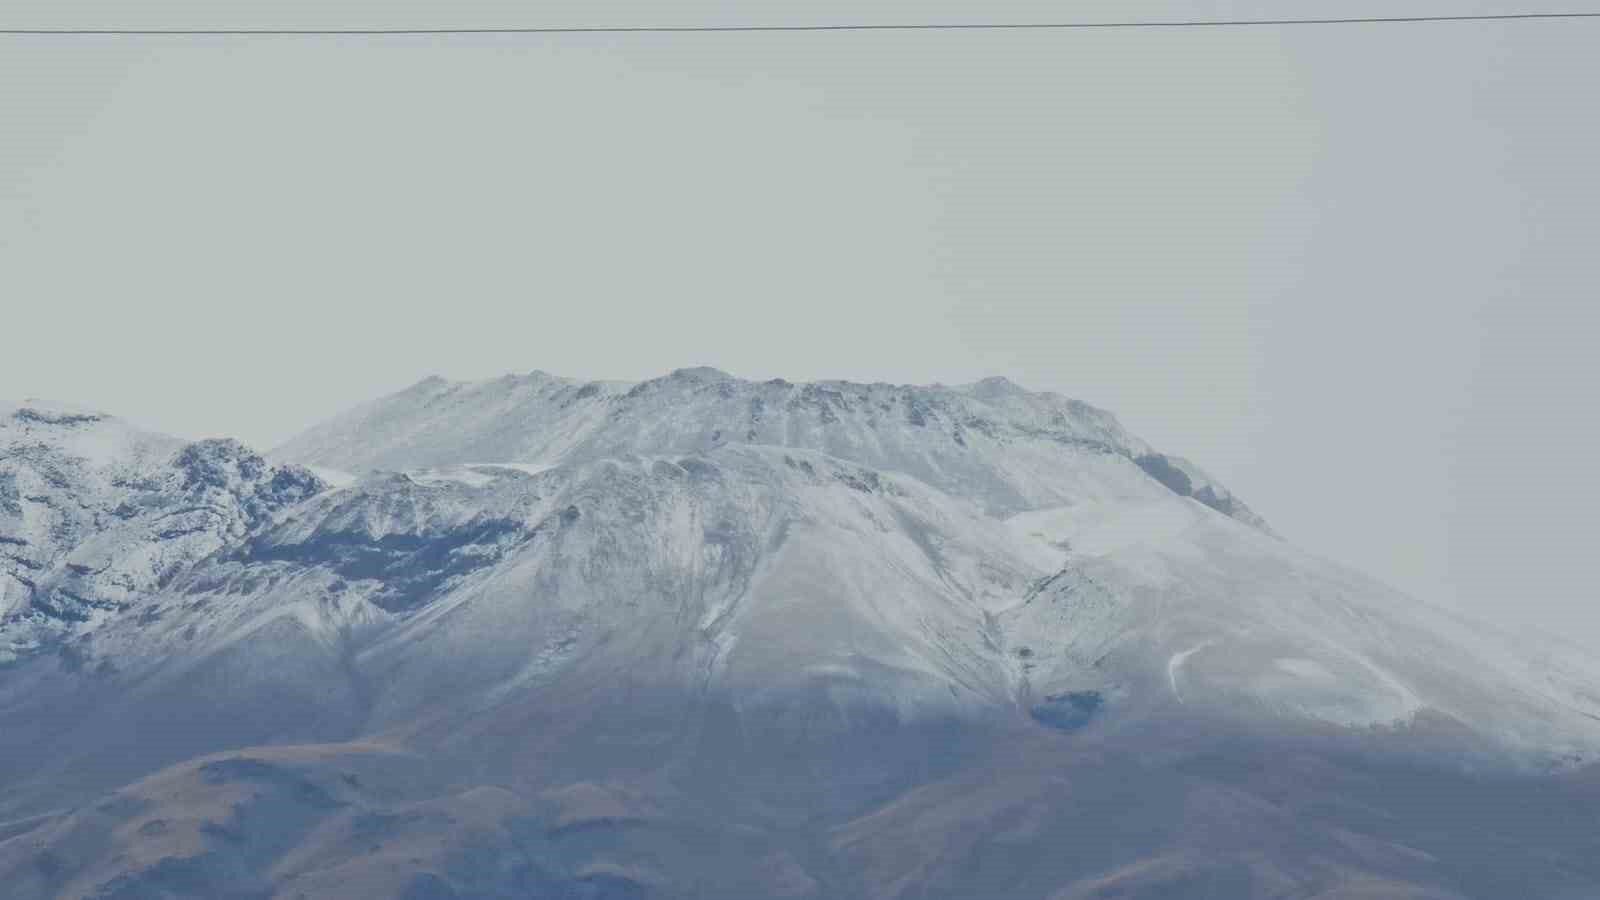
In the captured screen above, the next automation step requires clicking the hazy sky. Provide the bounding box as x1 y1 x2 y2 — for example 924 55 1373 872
3 1 1597 645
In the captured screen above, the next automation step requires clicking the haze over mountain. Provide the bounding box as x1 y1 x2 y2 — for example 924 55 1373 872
2 370 1598 899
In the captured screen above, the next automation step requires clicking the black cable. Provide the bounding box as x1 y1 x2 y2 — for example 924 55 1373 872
3 11 1599 36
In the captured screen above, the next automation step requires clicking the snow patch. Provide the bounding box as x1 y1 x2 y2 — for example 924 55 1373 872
306 466 358 489
1009 497 1202 562
468 461 558 477
1167 642 1213 704
407 467 496 488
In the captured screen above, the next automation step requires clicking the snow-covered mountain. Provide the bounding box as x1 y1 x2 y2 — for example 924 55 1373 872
262 368 1600 759
0 401 322 662
2 373 1598 900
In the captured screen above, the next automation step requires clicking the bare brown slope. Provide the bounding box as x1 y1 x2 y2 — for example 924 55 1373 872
4 719 1599 900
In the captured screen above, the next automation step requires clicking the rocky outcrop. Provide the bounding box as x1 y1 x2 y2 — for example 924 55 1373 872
0 405 323 661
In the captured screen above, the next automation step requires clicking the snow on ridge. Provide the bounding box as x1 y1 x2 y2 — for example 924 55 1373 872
469 461 559 476
306 466 358 489
3 396 111 422
269 367 1278 534
3 399 183 471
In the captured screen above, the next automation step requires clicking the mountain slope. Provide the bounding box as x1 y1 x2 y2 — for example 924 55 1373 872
2 372 1598 899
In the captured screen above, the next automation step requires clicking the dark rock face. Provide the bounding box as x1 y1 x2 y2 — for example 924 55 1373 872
245 516 529 613
12 408 105 427
1135 453 1194 496
175 438 323 524
1135 452 1270 530
0 471 20 516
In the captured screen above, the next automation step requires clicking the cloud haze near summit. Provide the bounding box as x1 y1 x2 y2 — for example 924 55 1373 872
3 0 1597 645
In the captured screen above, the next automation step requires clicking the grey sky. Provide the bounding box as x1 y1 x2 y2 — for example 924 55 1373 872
3 1 1597 645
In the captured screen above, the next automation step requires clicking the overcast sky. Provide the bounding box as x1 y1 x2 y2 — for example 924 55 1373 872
3 1 1597 646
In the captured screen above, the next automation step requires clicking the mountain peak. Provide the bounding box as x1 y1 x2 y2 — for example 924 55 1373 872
269 367 1278 533
966 374 1026 397
4 397 111 427
668 365 735 381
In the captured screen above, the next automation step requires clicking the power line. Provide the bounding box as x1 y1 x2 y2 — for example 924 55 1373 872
3 11 1600 36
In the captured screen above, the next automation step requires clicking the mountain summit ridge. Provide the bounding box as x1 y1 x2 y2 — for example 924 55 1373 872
272 368 1273 533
